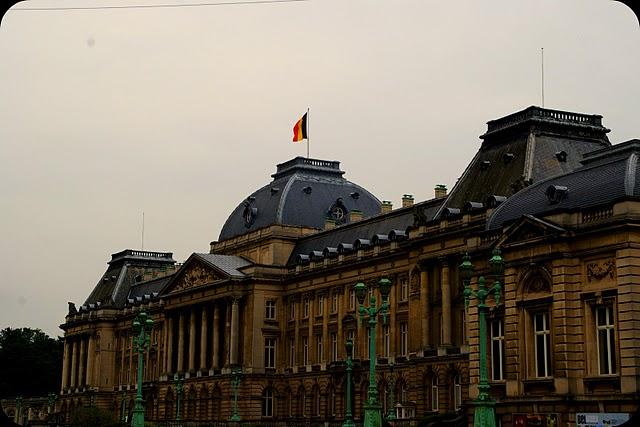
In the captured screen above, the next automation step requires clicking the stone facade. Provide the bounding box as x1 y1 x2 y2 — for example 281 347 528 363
57 107 640 426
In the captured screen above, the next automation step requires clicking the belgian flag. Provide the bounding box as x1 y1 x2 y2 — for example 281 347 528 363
292 112 308 142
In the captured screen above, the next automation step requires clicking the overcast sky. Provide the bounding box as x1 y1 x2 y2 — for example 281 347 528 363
0 0 638 337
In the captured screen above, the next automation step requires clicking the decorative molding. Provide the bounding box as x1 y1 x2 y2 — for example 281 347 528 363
171 262 223 293
586 260 616 282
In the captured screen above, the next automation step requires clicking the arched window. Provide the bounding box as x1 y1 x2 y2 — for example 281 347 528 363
297 386 306 417
262 388 274 417
327 385 335 418
313 386 321 416
285 388 293 417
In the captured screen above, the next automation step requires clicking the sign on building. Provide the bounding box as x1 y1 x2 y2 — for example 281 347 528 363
576 413 630 427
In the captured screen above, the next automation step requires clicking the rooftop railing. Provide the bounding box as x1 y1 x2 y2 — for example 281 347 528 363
484 106 604 136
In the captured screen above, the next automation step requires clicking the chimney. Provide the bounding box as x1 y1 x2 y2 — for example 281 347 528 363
324 218 336 230
349 210 363 223
402 194 414 208
381 201 393 214
435 184 447 199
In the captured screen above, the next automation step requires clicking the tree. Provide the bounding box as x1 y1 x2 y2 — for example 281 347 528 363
0 328 63 398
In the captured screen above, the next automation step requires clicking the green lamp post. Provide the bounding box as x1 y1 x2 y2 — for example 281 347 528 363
343 339 355 427
386 362 396 421
229 366 242 422
174 374 184 421
15 395 22 424
354 277 393 427
131 311 153 427
460 248 504 427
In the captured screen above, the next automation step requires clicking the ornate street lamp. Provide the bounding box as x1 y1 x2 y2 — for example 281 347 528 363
386 362 396 421
15 395 22 424
460 248 504 427
343 339 355 427
131 311 153 427
229 366 242 422
354 277 392 427
174 374 184 421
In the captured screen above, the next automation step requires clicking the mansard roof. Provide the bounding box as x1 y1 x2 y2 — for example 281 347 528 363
436 106 611 218
218 157 381 241
487 139 640 229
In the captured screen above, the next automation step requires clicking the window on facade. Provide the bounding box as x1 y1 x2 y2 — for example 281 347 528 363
400 322 408 356
533 312 552 378
265 300 276 320
491 319 505 381
453 375 462 411
303 298 310 318
316 335 323 363
287 389 293 417
400 277 409 302
383 325 390 357
264 337 276 368
328 387 336 417
347 329 355 356
349 289 356 310
289 338 295 367
289 302 295 321
431 377 439 412
331 332 338 362
317 296 324 316
262 388 274 417
596 305 617 375
314 388 321 416
303 336 309 365
331 293 338 314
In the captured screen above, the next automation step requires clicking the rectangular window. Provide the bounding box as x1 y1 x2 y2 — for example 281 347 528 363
491 319 505 381
316 335 323 363
383 325 390 357
331 332 338 361
303 298 309 319
596 306 616 375
349 289 356 310
303 336 309 365
400 322 408 356
289 302 295 321
347 329 355 355
400 277 409 302
289 338 295 367
331 293 338 314
431 378 439 412
265 300 276 320
533 312 552 378
264 337 276 368
317 296 324 316
453 376 462 411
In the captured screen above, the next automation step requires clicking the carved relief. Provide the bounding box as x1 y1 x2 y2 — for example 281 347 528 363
586 260 616 282
410 271 420 294
172 263 222 292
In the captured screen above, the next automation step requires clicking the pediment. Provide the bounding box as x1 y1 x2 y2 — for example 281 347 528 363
495 215 567 247
163 257 226 294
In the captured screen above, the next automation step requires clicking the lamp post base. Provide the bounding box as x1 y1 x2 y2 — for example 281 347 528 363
364 402 383 427
473 398 497 427
131 405 144 427
342 419 356 427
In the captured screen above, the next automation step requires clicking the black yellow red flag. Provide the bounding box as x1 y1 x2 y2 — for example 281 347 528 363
292 113 308 142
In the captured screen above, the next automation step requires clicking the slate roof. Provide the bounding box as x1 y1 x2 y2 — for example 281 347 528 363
487 139 640 229
287 198 443 266
218 157 381 241
83 250 176 308
437 106 610 217
194 253 252 278
127 275 173 300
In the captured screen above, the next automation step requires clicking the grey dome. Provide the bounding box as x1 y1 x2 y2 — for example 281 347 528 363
218 157 381 241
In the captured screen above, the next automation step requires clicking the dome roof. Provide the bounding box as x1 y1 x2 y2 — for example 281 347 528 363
218 157 381 241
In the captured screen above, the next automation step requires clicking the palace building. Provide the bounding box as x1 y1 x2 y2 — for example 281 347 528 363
57 106 640 426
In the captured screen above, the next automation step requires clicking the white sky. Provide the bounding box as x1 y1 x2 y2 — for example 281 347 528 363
0 0 638 337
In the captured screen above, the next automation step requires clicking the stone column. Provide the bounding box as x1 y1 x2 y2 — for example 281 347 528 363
86 334 95 387
440 260 452 346
119 335 126 385
61 339 70 392
70 338 78 389
78 337 86 388
128 335 134 385
420 268 430 349
293 299 300 366
230 297 240 365
177 312 185 373
212 304 220 370
166 316 174 375
188 309 197 373
200 307 208 372
322 293 329 363
337 289 344 359
307 296 314 364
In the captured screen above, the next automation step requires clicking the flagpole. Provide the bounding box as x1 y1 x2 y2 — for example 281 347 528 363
307 107 310 158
